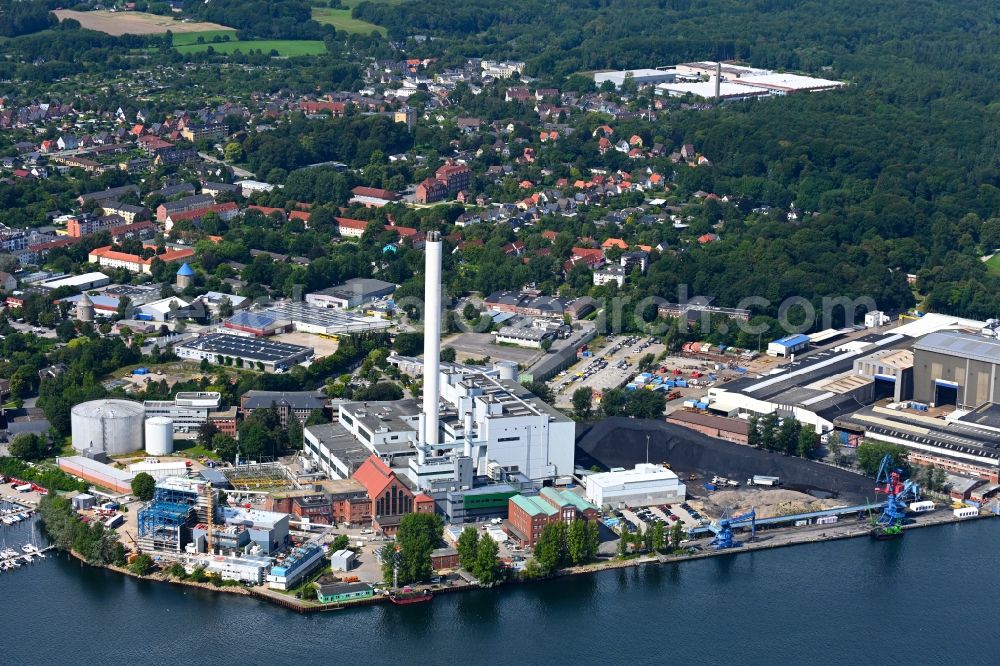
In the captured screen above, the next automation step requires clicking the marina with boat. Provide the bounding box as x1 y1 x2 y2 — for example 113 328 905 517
0 498 51 572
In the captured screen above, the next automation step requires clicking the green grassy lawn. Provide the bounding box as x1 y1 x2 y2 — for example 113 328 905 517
172 29 239 46
985 254 1000 276
311 7 386 35
174 440 221 460
175 39 327 56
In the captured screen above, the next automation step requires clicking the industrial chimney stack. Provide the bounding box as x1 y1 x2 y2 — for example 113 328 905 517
715 62 721 101
422 231 443 447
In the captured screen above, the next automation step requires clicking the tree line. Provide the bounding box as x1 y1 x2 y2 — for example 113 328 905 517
38 494 125 566
747 413 821 459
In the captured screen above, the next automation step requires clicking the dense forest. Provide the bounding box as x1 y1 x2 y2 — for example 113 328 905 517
0 0 56 38
347 0 1000 319
241 114 414 175
181 0 330 39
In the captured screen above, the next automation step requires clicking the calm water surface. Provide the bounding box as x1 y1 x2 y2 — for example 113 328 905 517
1 516 996 665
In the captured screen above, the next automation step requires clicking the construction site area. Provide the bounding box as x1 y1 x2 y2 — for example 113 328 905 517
223 462 296 493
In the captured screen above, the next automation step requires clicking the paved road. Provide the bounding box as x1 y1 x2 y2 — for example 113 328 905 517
198 152 255 179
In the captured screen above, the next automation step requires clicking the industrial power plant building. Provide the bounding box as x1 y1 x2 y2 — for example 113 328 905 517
303 231 575 512
584 464 687 508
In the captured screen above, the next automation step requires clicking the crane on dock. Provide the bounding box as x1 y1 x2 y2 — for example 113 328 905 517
709 507 756 549
873 454 920 527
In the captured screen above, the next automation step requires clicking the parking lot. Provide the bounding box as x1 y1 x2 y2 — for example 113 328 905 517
5 317 57 339
552 335 665 405
444 331 542 365
619 501 705 534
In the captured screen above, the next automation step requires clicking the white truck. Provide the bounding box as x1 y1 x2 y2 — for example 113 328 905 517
747 475 780 487
712 476 740 487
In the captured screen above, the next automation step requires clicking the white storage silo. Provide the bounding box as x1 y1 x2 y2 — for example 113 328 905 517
144 417 174 456
493 360 518 381
71 399 145 455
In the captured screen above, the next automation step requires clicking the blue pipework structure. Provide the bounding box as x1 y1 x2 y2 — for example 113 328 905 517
709 507 756 549
873 454 920 526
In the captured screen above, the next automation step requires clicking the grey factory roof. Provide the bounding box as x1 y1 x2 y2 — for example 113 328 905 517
262 302 390 332
447 483 518 499
496 326 551 341
957 403 1000 431
723 334 904 401
484 290 567 314
339 400 419 455
178 333 312 362
225 311 287 330
837 405 1000 456
312 277 397 298
912 331 1000 364
306 422 381 473
499 378 573 423
242 390 328 411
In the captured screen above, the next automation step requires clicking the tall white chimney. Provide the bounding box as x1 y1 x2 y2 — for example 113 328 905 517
422 231 443 447
463 410 473 457
714 62 721 100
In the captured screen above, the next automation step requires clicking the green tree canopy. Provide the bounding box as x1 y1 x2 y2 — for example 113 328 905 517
131 472 156 501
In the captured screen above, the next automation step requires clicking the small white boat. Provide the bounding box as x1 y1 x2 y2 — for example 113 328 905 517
21 544 33 553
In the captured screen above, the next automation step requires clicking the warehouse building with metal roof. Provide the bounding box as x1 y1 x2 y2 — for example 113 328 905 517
912 331 1000 408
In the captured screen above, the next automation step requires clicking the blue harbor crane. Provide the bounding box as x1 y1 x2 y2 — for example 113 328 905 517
870 454 921 539
709 507 756 549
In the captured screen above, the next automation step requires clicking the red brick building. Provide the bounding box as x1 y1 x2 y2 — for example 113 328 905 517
507 488 598 547
352 455 415 535
666 410 749 445
431 546 459 570
265 479 371 526
319 479 373 526
416 177 448 204
300 100 346 117
436 161 471 194
415 161 471 203
208 410 238 438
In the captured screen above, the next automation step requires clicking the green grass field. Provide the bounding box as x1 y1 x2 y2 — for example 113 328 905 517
175 39 327 56
174 441 221 461
985 254 1000 276
172 29 239 46
311 3 387 35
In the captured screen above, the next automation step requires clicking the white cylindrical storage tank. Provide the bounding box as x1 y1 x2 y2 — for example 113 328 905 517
144 417 174 456
71 399 145 455
493 360 518 381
